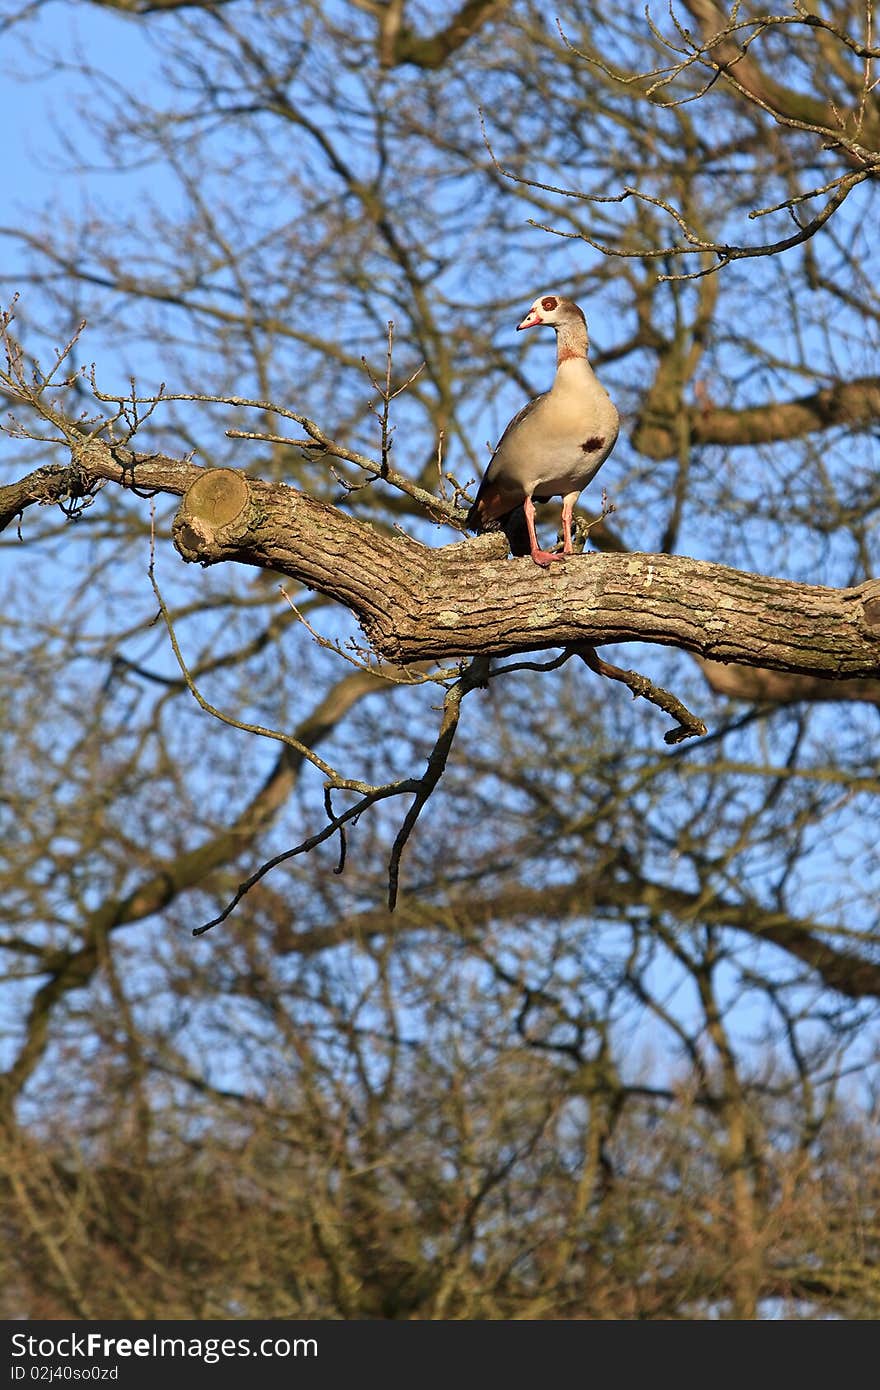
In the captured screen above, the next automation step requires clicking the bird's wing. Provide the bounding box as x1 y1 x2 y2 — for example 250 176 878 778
486 391 547 471
466 393 548 529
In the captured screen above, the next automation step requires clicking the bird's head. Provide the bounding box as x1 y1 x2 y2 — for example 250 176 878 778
517 293 586 337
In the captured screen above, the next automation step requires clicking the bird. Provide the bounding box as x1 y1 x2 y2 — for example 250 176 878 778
466 293 619 566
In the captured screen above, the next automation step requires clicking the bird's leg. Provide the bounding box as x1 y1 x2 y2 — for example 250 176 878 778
524 496 565 567
561 494 578 555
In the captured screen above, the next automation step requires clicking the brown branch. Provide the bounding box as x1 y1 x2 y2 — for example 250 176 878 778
387 655 488 908
680 0 880 160
192 777 422 936
269 865 880 1003
0 464 75 533
4 444 880 686
698 658 880 708
372 0 508 69
148 544 460 929
506 5 880 282
636 376 880 458
525 170 872 283
577 645 707 744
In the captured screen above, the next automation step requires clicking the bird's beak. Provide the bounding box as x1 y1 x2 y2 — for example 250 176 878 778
516 309 542 331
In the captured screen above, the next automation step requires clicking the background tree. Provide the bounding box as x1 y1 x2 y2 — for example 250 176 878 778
0 0 879 1319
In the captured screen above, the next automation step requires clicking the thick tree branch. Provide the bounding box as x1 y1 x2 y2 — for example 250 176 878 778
636 375 880 459
4 443 880 682
698 659 880 707
352 0 507 68
270 865 880 1002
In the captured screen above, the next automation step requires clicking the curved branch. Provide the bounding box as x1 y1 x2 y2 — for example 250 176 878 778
636 376 880 458
270 867 880 1003
4 444 880 682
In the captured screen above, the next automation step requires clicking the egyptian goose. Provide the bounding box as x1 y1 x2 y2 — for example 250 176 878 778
466 293 619 566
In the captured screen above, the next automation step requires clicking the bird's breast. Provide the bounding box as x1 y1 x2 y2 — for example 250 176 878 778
492 375 618 496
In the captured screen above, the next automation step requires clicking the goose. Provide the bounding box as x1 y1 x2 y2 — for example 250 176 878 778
466 293 619 566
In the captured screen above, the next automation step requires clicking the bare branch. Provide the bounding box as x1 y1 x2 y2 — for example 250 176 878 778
577 645 708 744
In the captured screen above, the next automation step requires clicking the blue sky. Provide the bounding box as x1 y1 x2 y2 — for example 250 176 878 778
2 6 156 203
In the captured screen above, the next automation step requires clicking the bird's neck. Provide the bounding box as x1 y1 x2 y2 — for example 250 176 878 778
555 320 589 367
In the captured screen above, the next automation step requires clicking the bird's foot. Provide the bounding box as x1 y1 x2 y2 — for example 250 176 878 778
530 548 566 567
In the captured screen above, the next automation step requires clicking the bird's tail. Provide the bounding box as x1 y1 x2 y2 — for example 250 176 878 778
465 492 529 556
465 496 483 532
466 479 509 532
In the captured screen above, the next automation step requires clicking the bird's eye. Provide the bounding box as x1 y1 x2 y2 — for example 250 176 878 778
541 296 558 312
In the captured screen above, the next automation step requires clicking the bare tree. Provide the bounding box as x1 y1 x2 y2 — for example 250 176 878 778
1 0 879 1319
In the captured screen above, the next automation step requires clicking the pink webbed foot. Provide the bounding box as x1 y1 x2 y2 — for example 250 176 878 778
523 497 567 567
530 548 567 568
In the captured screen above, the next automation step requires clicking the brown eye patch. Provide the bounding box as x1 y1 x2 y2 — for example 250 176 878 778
541 296 558 311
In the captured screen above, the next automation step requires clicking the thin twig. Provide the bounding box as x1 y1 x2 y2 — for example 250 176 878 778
576 645 707 744
193 779 421 935
387 655 489 909
147 552 347 783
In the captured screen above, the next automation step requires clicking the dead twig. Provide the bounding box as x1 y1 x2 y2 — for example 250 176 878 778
577 645 707 744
